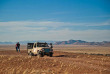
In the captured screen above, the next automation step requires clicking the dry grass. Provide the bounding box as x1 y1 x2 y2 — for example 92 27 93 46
0 55 60 74
0 45 110 74
53 45 110 54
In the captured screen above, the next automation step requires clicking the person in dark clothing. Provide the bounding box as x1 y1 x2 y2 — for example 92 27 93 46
16 42 20 52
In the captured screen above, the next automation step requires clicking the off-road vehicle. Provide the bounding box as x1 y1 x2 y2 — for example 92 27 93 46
27 42 53 57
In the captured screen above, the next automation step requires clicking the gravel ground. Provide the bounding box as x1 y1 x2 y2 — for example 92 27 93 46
0 50 110 74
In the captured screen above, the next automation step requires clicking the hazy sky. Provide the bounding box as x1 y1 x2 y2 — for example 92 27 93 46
0 0 110 42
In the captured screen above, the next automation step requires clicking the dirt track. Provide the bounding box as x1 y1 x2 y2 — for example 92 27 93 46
0 50 110 74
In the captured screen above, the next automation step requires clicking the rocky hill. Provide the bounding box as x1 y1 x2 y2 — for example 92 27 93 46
54 40 110 46
0 40 110 46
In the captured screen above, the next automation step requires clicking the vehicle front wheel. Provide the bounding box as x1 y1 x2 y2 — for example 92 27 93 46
49 53 53 57
37 52 44 57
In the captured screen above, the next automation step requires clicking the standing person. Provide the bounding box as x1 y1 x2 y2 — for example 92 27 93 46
17 42 20 52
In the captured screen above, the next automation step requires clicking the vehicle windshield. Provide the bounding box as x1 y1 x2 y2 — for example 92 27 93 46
37 43 49 47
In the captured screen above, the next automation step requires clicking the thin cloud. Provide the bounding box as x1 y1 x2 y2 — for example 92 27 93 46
0 20 110 27
75 15 110 19
0 20 110 34
0 29 110 42
0 20 110 41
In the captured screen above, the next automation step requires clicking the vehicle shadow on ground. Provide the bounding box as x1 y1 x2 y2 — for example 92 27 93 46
54 55 77 58
54 55 66 57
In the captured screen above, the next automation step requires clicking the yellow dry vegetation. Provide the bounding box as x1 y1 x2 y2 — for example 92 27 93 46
53 45 110 54
0 45 110 74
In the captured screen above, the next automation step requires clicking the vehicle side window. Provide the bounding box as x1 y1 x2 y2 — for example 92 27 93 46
34 44 36 48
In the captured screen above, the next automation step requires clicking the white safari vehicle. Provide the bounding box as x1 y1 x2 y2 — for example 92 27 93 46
27 42 53 57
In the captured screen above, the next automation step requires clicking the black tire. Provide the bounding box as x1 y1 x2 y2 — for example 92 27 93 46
37 51 44 57
49 53 53 57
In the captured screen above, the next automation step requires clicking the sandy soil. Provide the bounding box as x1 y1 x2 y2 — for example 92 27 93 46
0 45 110 74
54 45 110 54
0 50 110 74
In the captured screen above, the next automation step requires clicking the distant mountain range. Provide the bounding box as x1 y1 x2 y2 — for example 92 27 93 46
0 40 110 46
54 40 110 46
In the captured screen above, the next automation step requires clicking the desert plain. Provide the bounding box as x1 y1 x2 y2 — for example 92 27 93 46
0 45 110 74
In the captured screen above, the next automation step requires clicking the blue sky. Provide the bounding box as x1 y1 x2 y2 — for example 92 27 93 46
0 0 110 42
